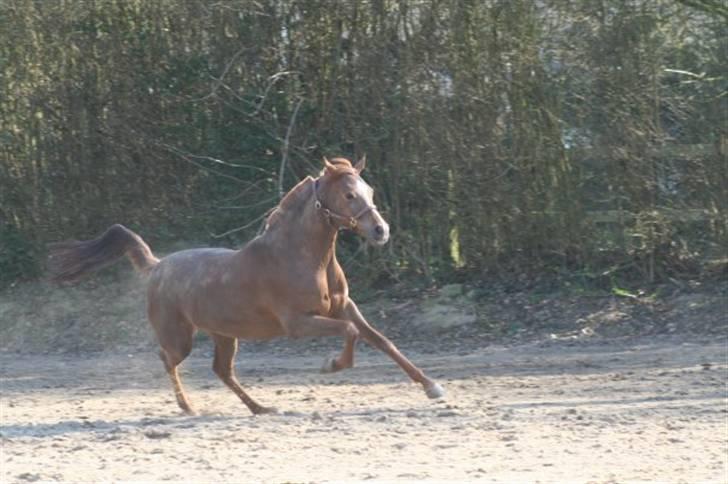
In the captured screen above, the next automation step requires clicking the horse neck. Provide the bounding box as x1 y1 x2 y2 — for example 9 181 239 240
268 182 338 268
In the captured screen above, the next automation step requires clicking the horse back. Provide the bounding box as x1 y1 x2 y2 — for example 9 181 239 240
147 247 284 339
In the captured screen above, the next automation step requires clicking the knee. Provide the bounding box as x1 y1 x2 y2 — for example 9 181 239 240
345 322 360 340
212 360 232 379
367 331 394 351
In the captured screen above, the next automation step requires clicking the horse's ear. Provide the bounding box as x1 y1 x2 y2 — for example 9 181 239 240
354 154 366 173
323 156 336 174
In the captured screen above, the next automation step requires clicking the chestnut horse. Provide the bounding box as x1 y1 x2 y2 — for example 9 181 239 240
48 157 444 415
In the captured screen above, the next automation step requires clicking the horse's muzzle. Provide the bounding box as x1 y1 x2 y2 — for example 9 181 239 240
370 223 389 246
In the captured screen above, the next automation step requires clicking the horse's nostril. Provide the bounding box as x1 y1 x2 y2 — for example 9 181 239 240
374 225 384 236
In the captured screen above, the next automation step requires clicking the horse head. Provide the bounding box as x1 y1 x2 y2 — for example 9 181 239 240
315 156 390 246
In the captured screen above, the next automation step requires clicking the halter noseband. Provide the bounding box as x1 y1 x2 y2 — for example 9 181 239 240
313 178 377 230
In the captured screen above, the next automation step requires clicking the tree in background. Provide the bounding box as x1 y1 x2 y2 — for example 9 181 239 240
1 0 725 288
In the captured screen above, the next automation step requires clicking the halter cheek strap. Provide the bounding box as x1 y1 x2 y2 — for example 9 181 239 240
314 178 377 230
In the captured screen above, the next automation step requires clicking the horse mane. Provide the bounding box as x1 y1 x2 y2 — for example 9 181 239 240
322 157 357 177
264 158 356 231
265 176 314 229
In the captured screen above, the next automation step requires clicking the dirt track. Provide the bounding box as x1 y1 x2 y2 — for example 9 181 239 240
1 337 726 483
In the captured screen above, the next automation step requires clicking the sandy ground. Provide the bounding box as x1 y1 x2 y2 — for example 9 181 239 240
1 336 726 483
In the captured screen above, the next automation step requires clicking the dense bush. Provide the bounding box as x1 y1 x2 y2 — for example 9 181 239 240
1 0 726 288
0 223 40 286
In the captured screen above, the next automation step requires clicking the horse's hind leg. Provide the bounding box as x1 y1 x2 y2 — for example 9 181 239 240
211 334 276 415
153 315 197 415
159 347 196 415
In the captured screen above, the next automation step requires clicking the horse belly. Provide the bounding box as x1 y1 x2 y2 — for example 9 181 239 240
193 300 285 341
148 250 286 340
221 313 286 340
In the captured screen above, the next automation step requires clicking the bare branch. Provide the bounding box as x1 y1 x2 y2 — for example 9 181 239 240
159 143 273 175
157 144 250 184
192 46 248 102
210 207 276 239
252 71 300 117
278 97 304 198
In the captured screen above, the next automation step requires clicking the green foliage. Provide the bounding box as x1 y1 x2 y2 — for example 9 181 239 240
1 0 725 288
0 224 40 288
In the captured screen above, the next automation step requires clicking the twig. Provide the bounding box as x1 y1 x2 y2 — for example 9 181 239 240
160 142 272 175
210 207 276 238
158 143 248 184
192 46 248 102
252 71 299 117
215 195 279 210
216 178 270 202
341 240 368 268
278 98 304 198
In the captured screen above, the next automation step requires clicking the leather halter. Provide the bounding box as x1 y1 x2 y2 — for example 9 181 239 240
313 178 377 230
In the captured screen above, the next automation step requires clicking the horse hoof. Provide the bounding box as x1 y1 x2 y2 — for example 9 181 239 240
424 382 445 399
254 406 278 415
179 405 198 416
320 355 338 374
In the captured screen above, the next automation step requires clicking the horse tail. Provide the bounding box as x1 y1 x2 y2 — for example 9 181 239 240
48 224 160 283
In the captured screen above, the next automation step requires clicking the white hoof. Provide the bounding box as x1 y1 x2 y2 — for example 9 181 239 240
424 382 445 399
320 355 337 374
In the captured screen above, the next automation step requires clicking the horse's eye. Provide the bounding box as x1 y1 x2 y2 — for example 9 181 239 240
346 192 355 200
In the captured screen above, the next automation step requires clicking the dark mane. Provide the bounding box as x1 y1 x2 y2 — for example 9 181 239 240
264 176 314 229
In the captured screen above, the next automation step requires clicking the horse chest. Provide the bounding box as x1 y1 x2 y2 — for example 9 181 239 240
318 286 347 317
326 260 348 316
328 292 347 316
301 274 346 317
304 284 342 317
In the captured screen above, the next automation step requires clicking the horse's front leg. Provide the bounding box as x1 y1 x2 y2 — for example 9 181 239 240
341 298 445 399
320 331 357 373
320 303 358 373
282 313 359 374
